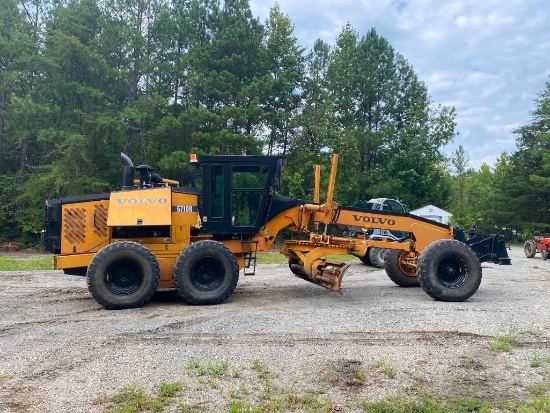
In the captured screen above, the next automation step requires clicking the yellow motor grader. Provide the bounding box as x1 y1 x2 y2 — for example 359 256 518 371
42 153 510 309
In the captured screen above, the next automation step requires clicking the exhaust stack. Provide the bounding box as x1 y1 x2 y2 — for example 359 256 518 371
121 152 134 190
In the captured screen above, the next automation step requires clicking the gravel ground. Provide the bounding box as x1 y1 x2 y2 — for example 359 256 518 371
0 246 549 412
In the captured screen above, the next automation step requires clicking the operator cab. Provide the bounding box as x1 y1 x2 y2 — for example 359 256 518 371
194 155 284 236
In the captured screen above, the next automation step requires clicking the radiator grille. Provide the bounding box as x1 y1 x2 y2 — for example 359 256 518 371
94 204 108 237
63 208 86 244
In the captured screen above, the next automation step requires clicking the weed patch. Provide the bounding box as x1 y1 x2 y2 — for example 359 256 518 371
490 335 515 352
252 359 275 379
531 352 543 368
0 372 11 385
373 358 398 378
97 382 182 413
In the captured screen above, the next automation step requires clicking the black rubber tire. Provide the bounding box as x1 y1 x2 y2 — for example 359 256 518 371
417 239 482 302
542 250 548 261
358 251 372 266
524 240 536 258
173 240 239 305
384 249 420 287
368 248 386 268
86 241 160 310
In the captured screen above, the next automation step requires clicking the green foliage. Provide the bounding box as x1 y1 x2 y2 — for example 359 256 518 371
10 0 550 244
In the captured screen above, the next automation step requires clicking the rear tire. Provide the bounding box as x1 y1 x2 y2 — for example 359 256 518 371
384 249 420 287
173 240 239 305
542 250 548 261
417 239 482 302
368 248 387 268
524 240 536 258
86 241 160 310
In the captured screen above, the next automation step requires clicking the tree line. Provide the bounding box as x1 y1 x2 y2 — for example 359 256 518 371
0 0 548 246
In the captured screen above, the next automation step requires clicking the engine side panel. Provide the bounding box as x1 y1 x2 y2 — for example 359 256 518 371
60 200 110 255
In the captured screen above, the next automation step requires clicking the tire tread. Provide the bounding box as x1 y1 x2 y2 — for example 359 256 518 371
417 239 482 302
86 241 160 310
173 240 239 305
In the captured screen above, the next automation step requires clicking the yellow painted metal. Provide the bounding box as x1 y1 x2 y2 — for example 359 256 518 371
302 153 340 227
333 208 453 251
171 192 200 243
326 154 338 208
132 178 180 187
314 164 320 204
107 187 172 226
55 253 97 269
60 200 110 256
162 178 179 186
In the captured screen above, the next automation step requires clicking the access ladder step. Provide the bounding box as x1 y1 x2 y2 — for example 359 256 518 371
241 239 258 276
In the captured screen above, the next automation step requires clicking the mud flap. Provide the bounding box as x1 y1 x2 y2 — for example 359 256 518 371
290 259 350 293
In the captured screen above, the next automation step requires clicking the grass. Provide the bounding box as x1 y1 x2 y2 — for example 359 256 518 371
0 255 53 271
252 359 274 379
531 352 542 368
228 391 334 413
96 357 550 413
527 383 550 396
96 382 184 413
0 372 11 385
490 335 516 352
489 326 545 354
373 358 398 378
360 396 490 413
98 381 550 413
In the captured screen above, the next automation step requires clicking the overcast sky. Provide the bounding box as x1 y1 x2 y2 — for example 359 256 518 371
250 0 550 169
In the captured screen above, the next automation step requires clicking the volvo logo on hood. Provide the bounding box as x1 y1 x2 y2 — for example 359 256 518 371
115 198 168 205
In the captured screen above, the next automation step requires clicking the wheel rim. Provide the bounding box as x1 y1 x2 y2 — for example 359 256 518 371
398 252 417 277
436 255 468 288
190 257 224 291
105 259 143 295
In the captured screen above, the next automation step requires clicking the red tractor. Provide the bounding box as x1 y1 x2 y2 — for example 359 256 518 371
524 231 550 260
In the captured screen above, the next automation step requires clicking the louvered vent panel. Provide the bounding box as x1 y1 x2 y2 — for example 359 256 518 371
94 204 108 237
63 207 86 244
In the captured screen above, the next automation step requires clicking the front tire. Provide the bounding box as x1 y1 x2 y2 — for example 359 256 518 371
542 250 548 261
417 239 482 302
384 248 420 287
524 240 536 258
86 241 160 310
173 240 239 305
